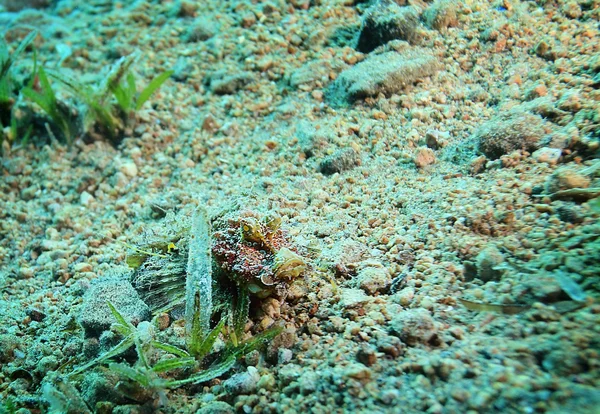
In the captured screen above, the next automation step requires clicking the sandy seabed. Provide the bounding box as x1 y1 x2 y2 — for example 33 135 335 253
0 0 599 413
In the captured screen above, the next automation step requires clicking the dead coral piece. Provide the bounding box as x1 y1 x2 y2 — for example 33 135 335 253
475 111 548 159
328 47 440 103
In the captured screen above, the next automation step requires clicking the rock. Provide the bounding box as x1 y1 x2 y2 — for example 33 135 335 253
532 147 562 165
119 162 138 178
184 18 216 42
222 367 260 395
298 370 318 395
79 271 151 337
357 2 420 53
356 344 378 366
355 266 391 294
388 308 438 346
319 148 361 175
545 167 591 194
339 288 371 308
196 401 235 414
196 402 235 414
475 246 505 282
290 59 331 89
476 111 548 159
424 0 459 31
0 334 19 363
296 121 330 158
80 191 95 206
414 147 436 169
328 48 440 103
278 348 293 365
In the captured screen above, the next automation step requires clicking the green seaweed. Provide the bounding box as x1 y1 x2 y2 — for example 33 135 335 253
22 66 76 145
0 31 37 152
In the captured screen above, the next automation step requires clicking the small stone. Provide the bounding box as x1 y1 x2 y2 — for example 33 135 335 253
196 402 235 414
339 288 371 308
475 111 548 159
424 0 458 31
357 3 420 52
475 246 505 282
389 308 438 346
532 147 562 165
80 191 95 206
355 266 391 294
79 271 151 337
278 348 293 364
356 345 378 366
328 48 440 103
119 162 138 178
414 147 436 169
545 167 591 193
319 148 360 175
223 367 260 395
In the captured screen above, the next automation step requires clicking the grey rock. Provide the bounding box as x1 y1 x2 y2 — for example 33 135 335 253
328 47 440 103
185 17 217 42
79 271 151 337
354 265 391 294
339 288 371 308
196 402 235 414
475 246 505 282
319 148 360 175
388 308 438 346
357 2 420 53
0 334 19 363
424 0 459 31
222 367 260 395
475 111 548 159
